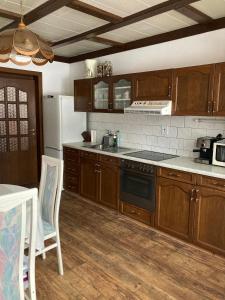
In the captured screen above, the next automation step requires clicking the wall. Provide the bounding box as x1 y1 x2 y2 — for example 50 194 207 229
70 29 225 157
0 60 71 96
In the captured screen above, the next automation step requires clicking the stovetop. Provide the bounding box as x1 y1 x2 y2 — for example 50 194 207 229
124 150 178 161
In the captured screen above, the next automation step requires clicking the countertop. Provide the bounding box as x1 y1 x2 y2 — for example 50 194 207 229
63 142 225 180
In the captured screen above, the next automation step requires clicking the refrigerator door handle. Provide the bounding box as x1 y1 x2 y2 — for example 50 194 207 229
46 146 61 151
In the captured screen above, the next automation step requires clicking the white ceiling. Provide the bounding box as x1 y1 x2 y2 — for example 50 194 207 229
0 0 225 58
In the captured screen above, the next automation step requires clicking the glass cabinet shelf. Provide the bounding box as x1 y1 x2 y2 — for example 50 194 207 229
113 79 132 110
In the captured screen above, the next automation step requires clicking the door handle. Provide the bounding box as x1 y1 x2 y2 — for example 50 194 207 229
190 188 195 201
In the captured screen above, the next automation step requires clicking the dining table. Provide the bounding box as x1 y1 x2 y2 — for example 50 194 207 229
0 184 44 250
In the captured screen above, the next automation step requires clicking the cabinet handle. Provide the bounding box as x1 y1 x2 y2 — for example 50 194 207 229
190 188 195 201
130 210 140 216
94 169 101 173
195 189 200 202
212 101 217 113
168 172 181 178
208 101 212 113
168 85 172 98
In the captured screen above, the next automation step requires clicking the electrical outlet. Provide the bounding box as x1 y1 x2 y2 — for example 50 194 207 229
161 125 168 136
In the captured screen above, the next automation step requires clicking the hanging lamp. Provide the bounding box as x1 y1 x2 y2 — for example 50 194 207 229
0 0 54 66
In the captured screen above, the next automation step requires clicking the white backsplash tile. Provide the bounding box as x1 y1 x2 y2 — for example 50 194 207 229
87 113 225 157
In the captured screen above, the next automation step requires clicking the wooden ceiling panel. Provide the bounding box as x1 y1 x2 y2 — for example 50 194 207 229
191 0 225 19
0 0 47 15
0 16 13 28
81 0 168 17
54 40 109 57
100 10 197 43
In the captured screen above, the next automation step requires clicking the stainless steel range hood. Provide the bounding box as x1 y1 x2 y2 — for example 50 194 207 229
124 100 172 115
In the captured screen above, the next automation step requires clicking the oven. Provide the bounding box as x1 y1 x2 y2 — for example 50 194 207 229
120 159 156 212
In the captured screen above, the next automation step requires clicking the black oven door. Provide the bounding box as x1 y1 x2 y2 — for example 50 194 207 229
120 168 155 212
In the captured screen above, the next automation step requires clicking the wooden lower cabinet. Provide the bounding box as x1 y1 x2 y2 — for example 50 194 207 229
80 157 98 202
98 162 119 209
156 177 194 241
63 147 80 193
120 202 154 226
193 187 225 256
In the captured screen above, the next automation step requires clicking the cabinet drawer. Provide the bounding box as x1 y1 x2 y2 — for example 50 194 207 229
99 154 120 166
80 150 98 160
64 161 80 173
63 147 79 160
198 175 225 191
157 167 196 184
64 174 79 193
120 202 154 226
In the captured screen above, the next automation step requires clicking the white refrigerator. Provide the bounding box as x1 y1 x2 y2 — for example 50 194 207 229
43 95 86 159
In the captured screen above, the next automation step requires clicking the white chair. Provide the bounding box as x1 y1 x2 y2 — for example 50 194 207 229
0 188 38 300
36 155 64 275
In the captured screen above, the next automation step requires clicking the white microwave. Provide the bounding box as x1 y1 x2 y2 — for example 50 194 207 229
212 139 225 167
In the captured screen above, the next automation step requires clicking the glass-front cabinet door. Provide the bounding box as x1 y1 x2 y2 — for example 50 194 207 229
93 80 109 110
113 78 132 111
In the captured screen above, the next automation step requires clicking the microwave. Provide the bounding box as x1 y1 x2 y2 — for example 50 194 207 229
212 139 225 167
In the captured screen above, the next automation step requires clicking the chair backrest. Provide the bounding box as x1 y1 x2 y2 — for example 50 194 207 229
0 188 37 300
39 155 64 228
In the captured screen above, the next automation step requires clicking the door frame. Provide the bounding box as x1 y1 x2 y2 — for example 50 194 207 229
0 66 43 182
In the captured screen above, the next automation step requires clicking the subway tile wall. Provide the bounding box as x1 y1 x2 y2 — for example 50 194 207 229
88 113 225 157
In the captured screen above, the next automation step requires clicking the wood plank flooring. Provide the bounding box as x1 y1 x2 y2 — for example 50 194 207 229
36 192 225 300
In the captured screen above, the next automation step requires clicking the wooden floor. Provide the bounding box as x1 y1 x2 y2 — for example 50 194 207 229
36 192 225 300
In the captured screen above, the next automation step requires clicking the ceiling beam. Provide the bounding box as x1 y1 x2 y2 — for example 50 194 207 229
54 55 71 63
69 16 225 63
67 0 122 23
0 9 20 20
0 0 73 32
86 36 123 47
176 5 213 23
52 0 199 48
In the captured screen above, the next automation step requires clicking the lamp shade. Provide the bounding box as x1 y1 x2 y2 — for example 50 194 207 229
0 21 54 66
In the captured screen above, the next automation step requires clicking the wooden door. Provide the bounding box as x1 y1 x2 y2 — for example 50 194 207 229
193 187 225 256
172 65 214 115
98 162 119 209
213 63 225 116
74 79 92 112
0 75 38 186
156 177 194 241
134 70 172 100
80 157 98 201
92 79 110 112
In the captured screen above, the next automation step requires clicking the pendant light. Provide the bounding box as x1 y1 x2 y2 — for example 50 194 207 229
0 0 54 66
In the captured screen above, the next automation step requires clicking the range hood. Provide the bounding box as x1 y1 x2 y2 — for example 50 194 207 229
124 100 172 115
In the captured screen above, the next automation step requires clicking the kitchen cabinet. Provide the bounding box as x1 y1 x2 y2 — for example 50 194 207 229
93 76 132 113
98 155 120 209
157 168 225 257
213 62 225 116
156 177 194 241
133 70 172 101
63 147 80 193
112 75 132 112
172 65 214 116
93 78 110 112
79 151 120 209
193 187 225 256
74 79 92 112
80 151 98 202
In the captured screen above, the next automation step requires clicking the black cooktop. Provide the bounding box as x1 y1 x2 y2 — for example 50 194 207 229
124 150 178 161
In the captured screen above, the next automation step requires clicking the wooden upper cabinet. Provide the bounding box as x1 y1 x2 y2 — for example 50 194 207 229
156 177 194 241
172 65 214 116
193 187 225 256
74 79 92 112
112 75 132 112
133 70 172 101
213 63 225 116
93 78 110 112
